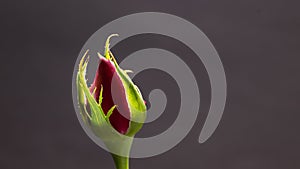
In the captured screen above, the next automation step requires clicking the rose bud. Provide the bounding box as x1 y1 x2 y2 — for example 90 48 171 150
76 34 147 169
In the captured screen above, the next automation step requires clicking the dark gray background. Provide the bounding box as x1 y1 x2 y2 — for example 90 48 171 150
1 0 299 169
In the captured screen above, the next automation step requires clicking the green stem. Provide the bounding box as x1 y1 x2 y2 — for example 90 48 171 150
104 136 133 169
112 154 129 169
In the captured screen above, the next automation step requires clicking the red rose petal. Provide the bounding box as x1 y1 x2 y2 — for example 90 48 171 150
90 58 130 134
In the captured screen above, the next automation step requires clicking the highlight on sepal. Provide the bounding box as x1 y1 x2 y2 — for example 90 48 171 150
105 34 119 59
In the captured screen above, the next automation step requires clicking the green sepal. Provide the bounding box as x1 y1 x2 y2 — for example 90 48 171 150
115 61 147 136
106 46 147 137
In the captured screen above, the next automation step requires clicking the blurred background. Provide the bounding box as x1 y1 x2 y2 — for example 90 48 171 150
1 0 299 168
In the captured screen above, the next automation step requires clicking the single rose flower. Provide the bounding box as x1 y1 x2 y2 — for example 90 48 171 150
76 34 147 169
